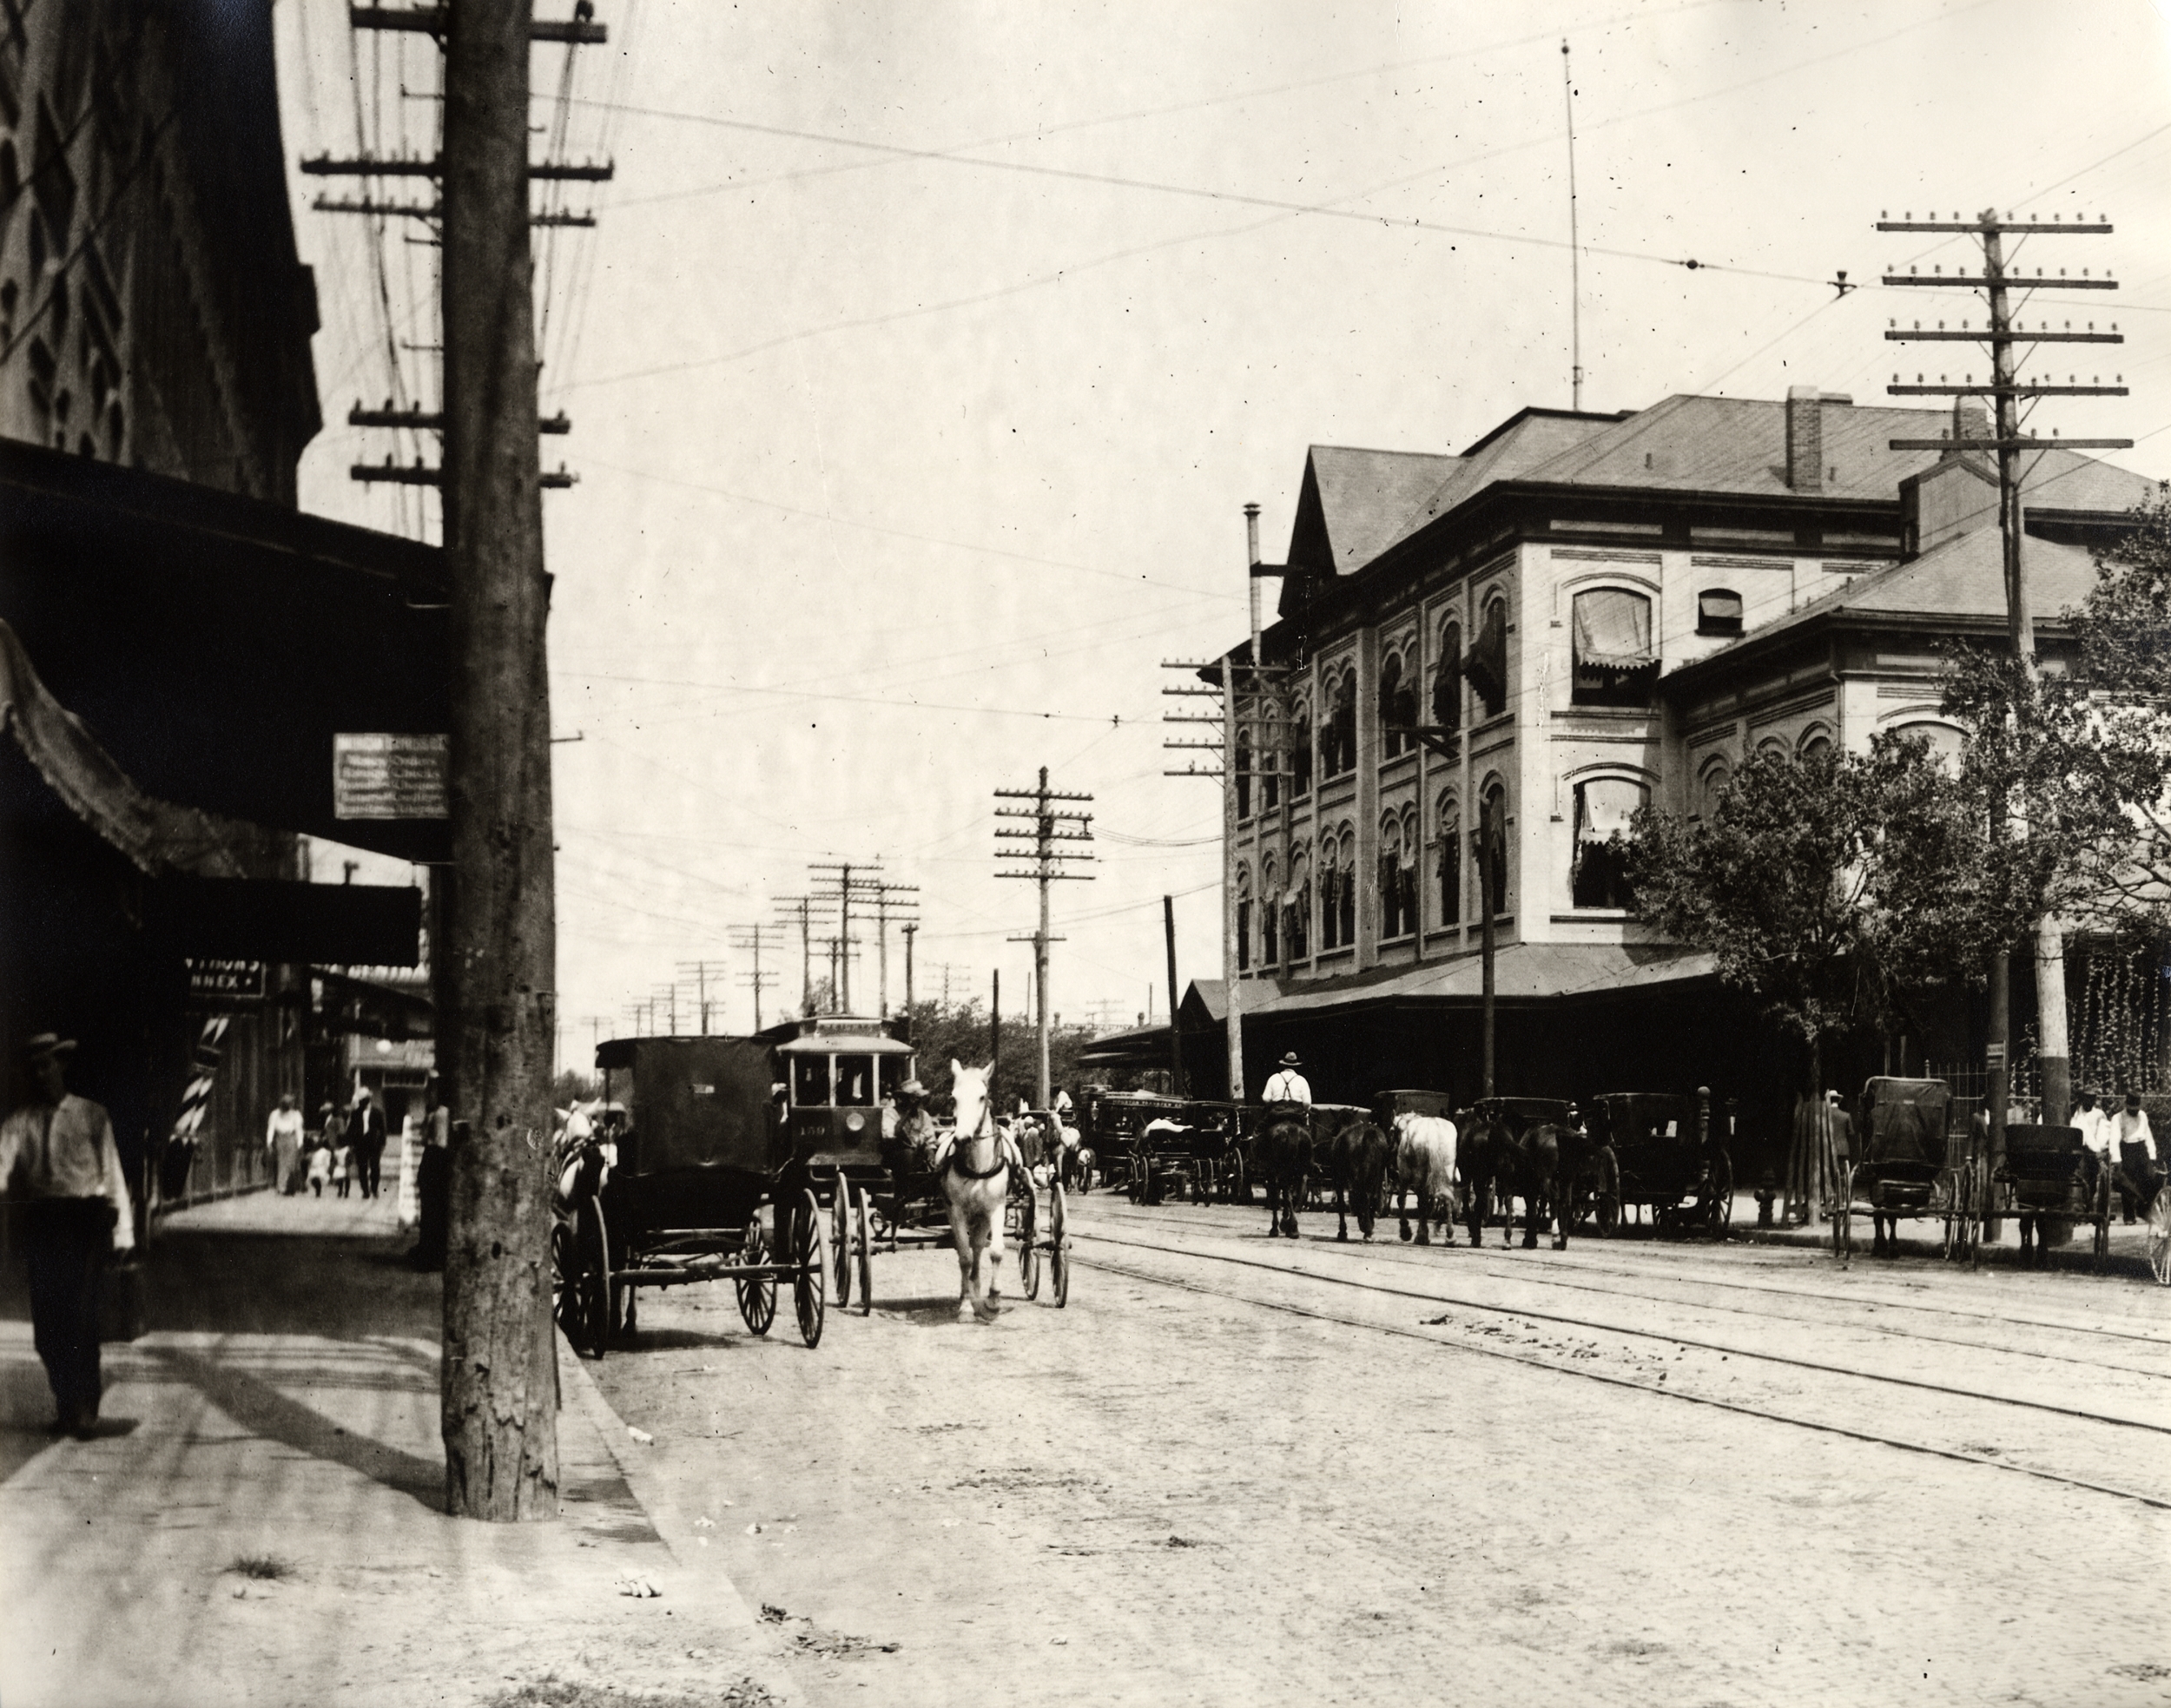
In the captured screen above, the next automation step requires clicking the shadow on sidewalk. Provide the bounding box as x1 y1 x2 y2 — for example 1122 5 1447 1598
143 1342 444 1509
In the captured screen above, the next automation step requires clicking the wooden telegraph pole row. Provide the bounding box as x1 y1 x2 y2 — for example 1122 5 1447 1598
994 769 1095 1107
1877 205 2130 1242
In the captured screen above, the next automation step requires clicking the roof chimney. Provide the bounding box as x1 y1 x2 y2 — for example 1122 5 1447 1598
1785 386 1823 493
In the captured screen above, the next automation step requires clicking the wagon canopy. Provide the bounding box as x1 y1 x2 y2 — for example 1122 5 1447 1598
1860 1077 1951 1170
1593 1092 1700 1149
600 1037 781 1177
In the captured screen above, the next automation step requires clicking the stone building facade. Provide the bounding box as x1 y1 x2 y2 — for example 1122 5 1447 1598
0 0 320 501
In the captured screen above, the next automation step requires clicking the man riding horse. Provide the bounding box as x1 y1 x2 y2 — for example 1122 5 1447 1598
1259 1052 1314 1239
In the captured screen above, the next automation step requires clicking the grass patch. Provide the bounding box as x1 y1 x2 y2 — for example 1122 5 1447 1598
487 1682 777 1708
228 1554 293 1581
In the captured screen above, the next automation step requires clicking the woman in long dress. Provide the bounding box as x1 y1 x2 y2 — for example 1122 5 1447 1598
266 1094 306 1196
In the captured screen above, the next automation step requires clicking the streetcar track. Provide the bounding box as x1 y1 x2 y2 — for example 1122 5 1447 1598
1094 1203 2171 1382
1105 1199 2171 1355
1074 1228 2171 1440
1074 1248 2171 1514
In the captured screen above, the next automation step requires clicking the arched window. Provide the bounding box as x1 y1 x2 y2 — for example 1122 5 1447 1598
1696 760 1732 821
1261 735 1279 813
1235 727 1252 819
1242 867 1259 976
1330 671 1357 776
1798 729 1833 763
1329 828 1346 950
1894 721 1963 773
1698 588 1744 636
1401 808 1420 934
1433 619 1462 735
1290 696 1313 798
1379 652 1406 759
1380 816 1405 938
1287 852 1310 961
1479 781 1508 915
1436 790 1462 926
1571 588 1657 708
1467 597 1508 719
1261 856 1280 966
1318 841 1341 951
1571 776 1648 909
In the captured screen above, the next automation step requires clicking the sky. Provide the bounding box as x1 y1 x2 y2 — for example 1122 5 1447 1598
271 0 2171 1062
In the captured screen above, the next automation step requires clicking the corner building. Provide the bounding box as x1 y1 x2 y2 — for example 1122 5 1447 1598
1219 389 2154 1162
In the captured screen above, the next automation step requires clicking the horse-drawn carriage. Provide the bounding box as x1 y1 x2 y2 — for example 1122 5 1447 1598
785 1017 1070 1314
1078 1090 1247 1205
554 1034 827 1358
1989 1124 2114 1271
1582 1091 1734 1237
1829 1076 1972 1266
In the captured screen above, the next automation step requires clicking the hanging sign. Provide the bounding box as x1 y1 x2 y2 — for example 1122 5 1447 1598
187 960 266 1003
333 734 448 820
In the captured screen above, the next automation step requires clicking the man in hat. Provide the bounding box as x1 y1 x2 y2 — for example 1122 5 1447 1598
2114 1092 2161 1223
346 1087 388 1201
0 1033 135 1437
1263 1052 1311 1109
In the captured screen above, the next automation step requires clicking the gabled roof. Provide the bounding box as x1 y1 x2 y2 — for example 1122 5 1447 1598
1664 514 2106 690
1287 446 1460 577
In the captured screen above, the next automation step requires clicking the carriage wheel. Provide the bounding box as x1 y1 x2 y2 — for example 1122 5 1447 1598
551 1217 578 1336
853 1186 874 1316
1050 1180 1070 1308
793 1190 827 1349
832 1170 855 1309
1018 1196 1042 1301
1128 1158 1148 1205
576 1198 611 1361
1832 1168 1853 1268
1704 1151 1734 1237
736 1213 777 1335
1596 1194 1621 1236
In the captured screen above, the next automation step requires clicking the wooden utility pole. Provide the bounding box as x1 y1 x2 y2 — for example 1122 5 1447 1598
995 768 1094 1107
1879 206 2129 1203
729 925 775 1031
439 0 559 1522
1164 894 1184 1098
901 920 918 1016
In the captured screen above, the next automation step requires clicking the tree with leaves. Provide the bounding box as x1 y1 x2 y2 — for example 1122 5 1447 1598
1628 735 2028 1091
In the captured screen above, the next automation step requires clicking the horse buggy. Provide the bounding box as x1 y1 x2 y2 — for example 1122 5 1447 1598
1829 1076 1971 1266
1077 1091 1244 1205
1988 1124 2114 1271
553 1035 828 1358
785 1016 1070 1318
1581 1091 1734 1238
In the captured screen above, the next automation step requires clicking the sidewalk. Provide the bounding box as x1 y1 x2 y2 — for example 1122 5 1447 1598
1720 1189 2166 1276
0 1184 800 1708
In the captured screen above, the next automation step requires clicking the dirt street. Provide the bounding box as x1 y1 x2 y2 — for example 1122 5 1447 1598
588 1194 2171 1708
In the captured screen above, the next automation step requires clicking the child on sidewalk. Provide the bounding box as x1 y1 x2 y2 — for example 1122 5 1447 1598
307 1139 331 1197
332 1140 353 1199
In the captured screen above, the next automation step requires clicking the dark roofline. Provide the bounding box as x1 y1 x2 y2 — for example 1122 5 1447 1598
1459 406 1635 458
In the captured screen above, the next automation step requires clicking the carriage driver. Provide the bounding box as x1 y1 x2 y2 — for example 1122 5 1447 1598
1262 1052 1311 1109
882 1078 938 1177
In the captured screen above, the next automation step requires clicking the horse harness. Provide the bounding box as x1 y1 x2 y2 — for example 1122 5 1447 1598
942 1098 1009 1183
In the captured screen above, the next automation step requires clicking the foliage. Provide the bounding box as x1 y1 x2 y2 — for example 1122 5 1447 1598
551 1068 599 1109
1627 736 2026 1065
894 998 1102 1115
1941 498 2171 929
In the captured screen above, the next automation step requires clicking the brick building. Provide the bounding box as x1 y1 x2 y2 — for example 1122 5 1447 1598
1215 388 2155 1155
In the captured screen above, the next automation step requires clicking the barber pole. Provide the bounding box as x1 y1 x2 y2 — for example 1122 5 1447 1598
172 1016 232 1140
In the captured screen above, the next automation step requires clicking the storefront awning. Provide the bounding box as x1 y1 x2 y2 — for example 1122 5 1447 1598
0 439 451 861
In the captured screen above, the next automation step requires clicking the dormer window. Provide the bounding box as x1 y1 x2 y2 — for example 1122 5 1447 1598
1697 589 1744 637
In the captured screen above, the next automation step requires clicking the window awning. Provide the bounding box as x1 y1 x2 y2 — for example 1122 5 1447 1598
1572 588 1655 671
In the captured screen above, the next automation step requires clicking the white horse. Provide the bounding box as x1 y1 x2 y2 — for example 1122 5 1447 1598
937 1061 1020 1322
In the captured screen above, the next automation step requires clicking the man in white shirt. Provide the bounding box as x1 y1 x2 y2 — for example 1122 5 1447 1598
1262 1052 1312 1108
2114 1092 2161 1223
0 1033 135 1438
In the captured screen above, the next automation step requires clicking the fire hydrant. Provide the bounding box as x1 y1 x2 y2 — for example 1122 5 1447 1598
1754 1171 1778 1228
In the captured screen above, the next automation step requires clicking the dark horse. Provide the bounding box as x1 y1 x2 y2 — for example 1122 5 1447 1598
1458 1111 1579 1249
1326 1112 1393 1243
1259 1107 1312 1238
1524 1112 1606 1251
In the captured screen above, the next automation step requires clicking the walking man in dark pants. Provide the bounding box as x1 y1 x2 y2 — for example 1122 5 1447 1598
346 1088 388 1201
0 1032 135 1438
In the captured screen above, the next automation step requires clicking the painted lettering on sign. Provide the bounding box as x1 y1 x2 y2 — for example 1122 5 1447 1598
334 733 449 820
187 960 266 1002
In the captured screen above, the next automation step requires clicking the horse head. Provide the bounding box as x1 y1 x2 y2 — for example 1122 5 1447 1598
949 1059 992 1142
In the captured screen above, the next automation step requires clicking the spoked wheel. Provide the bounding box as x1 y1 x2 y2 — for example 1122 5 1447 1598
576 1197 611 1361
551 1217 578 1337
1704 1151 1734 1237
1018 1190 1041 1300
1049 1180 1070 1308
793 1189 826 1349
1128 1158 1149 1205
1596 1194 1621 1236
853 1185 873 1316
736 1213 777 1335
1831 1169 1853 1269
832 1170 855 1309
2093 1165 2114 1272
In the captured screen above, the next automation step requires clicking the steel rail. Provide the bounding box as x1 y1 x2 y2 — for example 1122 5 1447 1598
1074 1228 2171 1441
1078 1248 2171 1513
